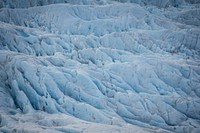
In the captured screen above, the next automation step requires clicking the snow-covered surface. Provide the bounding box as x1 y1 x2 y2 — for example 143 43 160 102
0 0 200 133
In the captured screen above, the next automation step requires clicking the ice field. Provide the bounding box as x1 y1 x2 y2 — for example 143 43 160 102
0 0 200 132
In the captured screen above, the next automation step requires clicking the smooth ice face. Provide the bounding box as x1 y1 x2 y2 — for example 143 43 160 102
0 0 200 133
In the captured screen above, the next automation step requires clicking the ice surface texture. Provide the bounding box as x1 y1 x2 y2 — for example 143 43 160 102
0 0 200 133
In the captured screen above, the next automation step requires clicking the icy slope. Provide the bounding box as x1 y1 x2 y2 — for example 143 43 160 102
0 1 200 133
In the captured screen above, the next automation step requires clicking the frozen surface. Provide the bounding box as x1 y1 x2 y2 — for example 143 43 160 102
0 0 200 133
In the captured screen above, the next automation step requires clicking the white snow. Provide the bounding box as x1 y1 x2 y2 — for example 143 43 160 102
0 0 200 133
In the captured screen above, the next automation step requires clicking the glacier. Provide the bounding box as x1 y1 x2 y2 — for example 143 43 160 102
0 0 200 133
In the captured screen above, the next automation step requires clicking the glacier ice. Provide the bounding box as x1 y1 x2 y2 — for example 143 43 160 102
0 0 200 133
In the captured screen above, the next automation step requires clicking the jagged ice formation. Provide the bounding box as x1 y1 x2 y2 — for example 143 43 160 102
0 0 200 133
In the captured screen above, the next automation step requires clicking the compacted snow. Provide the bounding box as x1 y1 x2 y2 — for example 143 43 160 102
0 0 200 133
